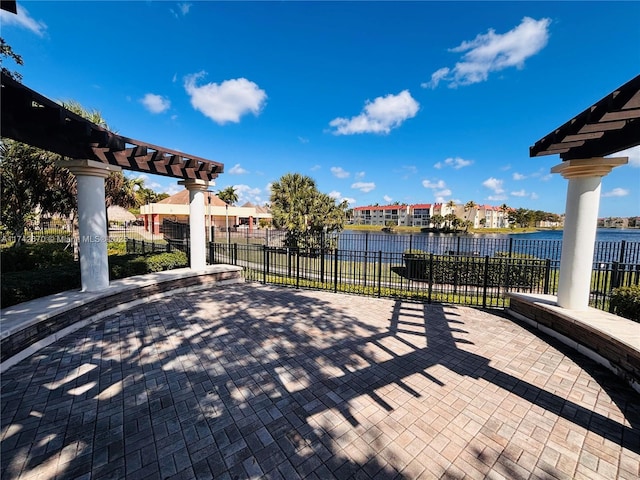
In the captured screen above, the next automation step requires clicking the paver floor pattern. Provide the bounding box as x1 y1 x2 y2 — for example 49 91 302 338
1 283 638 479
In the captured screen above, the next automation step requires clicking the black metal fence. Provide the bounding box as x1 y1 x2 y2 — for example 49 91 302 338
208 238 640 312
209 229 640 264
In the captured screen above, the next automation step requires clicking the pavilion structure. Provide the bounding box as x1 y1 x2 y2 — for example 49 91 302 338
530 74 640 310
1 72 224 292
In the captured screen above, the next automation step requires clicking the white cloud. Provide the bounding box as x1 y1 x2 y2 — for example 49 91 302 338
328 190 355 205
421 67 450 89
602 188 629 198
608 146 640 168
530 192 539 200
140 93 171 114
355 171 366 180
482 177 505 194
234 184 263 204
310 165 321 171
435 189 452 198
426 17 551 88
228 164 248 175
0 5 47 36
184 72 267 125
164 184 182 196
500 164 512 171
351 182 376 193
171 2 192 18
329 90 419 135
513 172 526 180
422 179 446 189
511 189 527 197
435 157 473 170
383 195 392 203
488 194 508 201
298 136 309 144
330 167 350 179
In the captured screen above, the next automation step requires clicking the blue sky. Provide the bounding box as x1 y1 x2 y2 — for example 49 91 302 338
2 1 639 217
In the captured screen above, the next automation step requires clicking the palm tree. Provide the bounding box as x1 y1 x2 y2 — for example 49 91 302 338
431 214 444 230
270 173 347 248
464 200 477 226
499 203 510 228
446 199 457 214
217 186 238 206
444 213 457 230
105 174 141 209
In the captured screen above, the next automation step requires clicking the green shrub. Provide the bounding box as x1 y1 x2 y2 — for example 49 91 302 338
1 263 81 308
107 241 128 256
1 243 75 273
610 285 640 322
109 251 188 280
1 250 189 308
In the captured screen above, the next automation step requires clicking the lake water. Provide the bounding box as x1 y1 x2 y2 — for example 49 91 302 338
337 228 640 263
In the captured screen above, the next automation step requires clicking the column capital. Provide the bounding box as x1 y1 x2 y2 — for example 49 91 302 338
60 159 121 178
178 179 210 191
551 157 627 179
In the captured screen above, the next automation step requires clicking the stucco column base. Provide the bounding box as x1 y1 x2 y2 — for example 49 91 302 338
179 179 210 270
63 160 122 293
552 157 627 310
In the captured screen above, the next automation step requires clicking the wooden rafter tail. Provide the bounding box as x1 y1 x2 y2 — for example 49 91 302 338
90 146 111 164
110 150 134 168
170 163 184 177
169 154 183 165
200 162 214 174
150 152 170 175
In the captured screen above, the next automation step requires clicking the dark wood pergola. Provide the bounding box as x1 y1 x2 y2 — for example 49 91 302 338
1 72 223 181
530 74 640 160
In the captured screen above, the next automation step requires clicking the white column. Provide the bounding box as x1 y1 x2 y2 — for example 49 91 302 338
179 179 209 270
64 160 121 292
552 157 627 310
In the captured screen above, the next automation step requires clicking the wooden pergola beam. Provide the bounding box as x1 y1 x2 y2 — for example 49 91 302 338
1 72 224 180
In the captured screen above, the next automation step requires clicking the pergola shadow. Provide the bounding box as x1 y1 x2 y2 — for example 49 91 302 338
1 285 638 479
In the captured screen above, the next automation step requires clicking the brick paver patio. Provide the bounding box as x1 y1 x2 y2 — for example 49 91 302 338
1 283 638 479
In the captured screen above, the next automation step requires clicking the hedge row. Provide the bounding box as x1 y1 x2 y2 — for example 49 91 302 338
1 251 188 308
610 285 640 322
403 254 547 288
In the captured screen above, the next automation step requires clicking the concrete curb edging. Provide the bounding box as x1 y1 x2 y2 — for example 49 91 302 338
506 292 640 394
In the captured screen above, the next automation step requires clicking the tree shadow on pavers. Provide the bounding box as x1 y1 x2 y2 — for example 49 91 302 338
1 284 638 480
1 285 412 479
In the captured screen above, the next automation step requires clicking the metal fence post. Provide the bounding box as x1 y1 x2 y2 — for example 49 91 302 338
233 243 238 265
296 249 300 289
482 255 490 308
263 245 268 284
377 251 382 297
428 254 433 304
333 248 339 293
320 233 325 284
618 240 627 264
543 259 551 294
